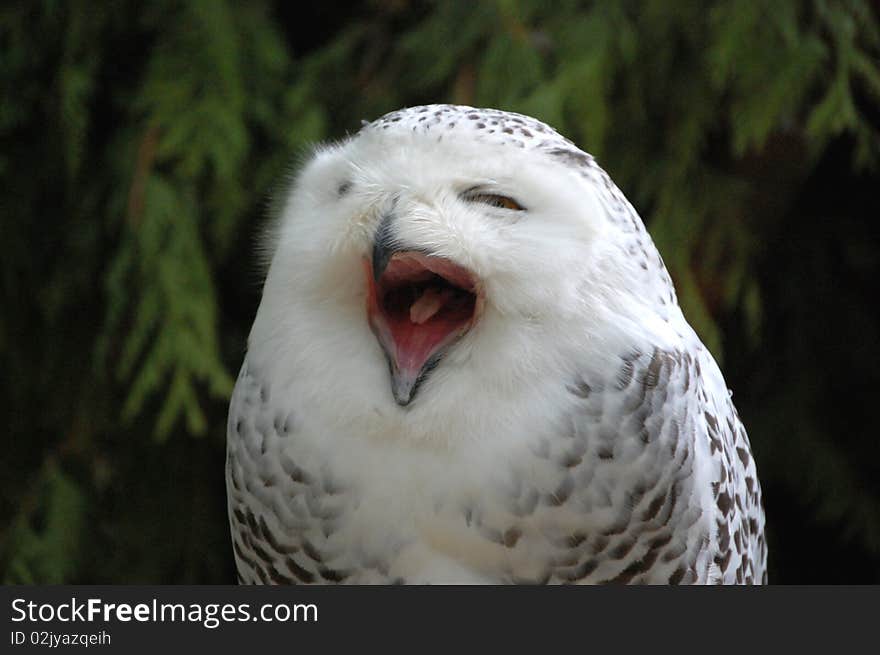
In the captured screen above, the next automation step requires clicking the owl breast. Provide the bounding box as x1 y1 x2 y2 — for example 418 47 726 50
227 343 764 584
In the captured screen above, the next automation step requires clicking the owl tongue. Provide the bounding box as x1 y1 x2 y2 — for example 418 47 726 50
366 252 480 406
410 286 455 324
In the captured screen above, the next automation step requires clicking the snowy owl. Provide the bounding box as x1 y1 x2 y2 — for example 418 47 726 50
226 104 767 584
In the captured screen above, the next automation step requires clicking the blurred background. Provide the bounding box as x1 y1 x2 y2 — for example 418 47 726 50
1 0 879 584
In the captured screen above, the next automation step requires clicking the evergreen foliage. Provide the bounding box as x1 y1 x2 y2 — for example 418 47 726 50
2 0 878 583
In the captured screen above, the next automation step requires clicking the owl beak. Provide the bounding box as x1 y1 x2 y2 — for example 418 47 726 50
366 242 481 407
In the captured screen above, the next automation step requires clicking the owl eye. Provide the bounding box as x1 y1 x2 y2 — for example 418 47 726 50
462 190 525 212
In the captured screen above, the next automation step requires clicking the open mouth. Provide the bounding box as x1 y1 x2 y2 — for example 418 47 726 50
366 251 481 406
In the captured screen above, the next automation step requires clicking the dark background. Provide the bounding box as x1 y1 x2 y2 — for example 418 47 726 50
1 0 878 583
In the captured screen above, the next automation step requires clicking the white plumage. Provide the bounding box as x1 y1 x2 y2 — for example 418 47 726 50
226 105 767 584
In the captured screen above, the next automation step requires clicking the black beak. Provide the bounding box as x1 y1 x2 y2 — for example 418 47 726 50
369 208 461 408
372 212 397 283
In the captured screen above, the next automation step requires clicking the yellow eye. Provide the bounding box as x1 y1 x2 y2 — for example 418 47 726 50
465 192 525 211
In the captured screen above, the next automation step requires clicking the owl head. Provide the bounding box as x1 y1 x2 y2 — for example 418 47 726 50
248 105 682 440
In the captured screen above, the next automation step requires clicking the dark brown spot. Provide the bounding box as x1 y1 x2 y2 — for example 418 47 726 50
647 533 673 550
251 542 274 566
260 518 299 555
553 551 581 567
626 486 646 509
318 567 348 582
617 358 635 389
605 547 661 584
598 447 614 460
302 540 323 563
547 476 574 505
285 556 315 583
232 539 251 566
566 532 587 548
610 538 636 560
657 481 680 526
245 509 260 536
714 548 732 572
748 517 759 534
503 527 522 548
288 463 313 485
644 351 665 388
704 411 718 431
641 492 667 522
603 517 630 536
662 540 687 562
567 379 592 398
560 559 598 582
547 147 593 168
267 565 295 584
253 562 270 584
668 566 686 585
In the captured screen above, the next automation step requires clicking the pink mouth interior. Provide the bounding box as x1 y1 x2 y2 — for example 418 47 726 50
367 252 478 378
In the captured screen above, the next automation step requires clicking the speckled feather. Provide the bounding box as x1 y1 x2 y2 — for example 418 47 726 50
227 105 767 584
